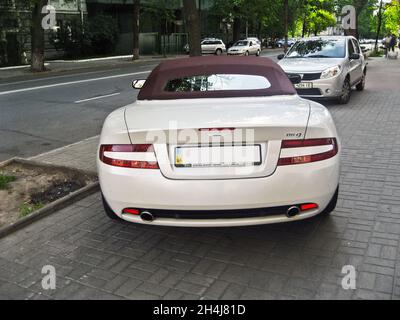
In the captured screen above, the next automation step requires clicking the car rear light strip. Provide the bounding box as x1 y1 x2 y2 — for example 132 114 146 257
99 144 159 169
278 138 338 166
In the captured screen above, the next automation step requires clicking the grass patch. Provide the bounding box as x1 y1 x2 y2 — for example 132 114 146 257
19 202 44 218
369 50 384 57
0 173 16 190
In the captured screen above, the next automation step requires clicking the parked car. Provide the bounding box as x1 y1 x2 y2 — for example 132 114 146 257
184 38 226 55
278 36 367 104
98 56 340 227
227 40 261 56
275 38 296 48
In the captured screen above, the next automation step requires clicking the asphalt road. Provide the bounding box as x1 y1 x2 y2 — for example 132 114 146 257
0 51 281 162
0 61 159 161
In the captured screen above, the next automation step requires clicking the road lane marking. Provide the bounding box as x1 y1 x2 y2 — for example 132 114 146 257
74 92 121 104
0 64 159 87
0 70 151 96
0 70 113 87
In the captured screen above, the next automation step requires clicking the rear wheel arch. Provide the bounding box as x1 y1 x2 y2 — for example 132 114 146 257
321 186 339 215
101 193 121 220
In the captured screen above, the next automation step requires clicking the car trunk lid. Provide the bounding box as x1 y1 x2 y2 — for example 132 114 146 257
125 96 310 180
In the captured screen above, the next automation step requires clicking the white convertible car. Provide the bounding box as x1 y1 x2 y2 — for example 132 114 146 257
97 56 340 227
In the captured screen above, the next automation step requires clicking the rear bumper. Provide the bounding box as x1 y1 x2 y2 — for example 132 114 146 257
98 156 340 227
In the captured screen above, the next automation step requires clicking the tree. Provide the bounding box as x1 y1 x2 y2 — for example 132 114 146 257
300 0 336 36
284 0 289 52
384 0 400 34
143 0 180 56
308 9 336 35
132 0 140 60
183 0 202 56
353 0 369 38
374 0 384 51
212 0 243 42
30 0 48 72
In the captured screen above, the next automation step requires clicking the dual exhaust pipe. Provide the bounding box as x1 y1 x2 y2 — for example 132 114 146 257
129 205 308 222
141 207 300 221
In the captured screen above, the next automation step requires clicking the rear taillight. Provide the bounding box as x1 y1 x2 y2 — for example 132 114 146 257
278 138 338 166
99 144 159 169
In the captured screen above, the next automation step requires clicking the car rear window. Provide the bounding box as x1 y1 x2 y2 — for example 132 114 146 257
164 74 271 92
137 56 296 100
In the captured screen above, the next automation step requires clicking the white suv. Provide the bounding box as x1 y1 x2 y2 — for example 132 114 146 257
184 38 226 55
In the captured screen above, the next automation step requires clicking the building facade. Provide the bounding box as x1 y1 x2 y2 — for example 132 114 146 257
0 0 87 66
85 0 221 55
0 0 223 65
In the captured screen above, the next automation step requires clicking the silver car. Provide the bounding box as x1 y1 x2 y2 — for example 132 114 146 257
278 36 367 104
227 40 261 56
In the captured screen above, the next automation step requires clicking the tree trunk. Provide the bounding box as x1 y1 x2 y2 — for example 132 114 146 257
31 0 47 72
302 14 306 38
233 17 241 42
183 0 201 56
374 0 383 52
132 0 140 60
232 4 241 42
283 0 288 53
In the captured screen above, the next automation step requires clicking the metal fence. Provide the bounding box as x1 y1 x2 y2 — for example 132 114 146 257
139 32 188 55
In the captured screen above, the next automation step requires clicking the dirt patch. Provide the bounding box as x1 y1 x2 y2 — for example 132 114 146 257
0 161 97 227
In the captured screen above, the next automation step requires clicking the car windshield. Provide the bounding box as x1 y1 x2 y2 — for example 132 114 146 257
234 41 248 47
164 74 271 92
286 39 346 58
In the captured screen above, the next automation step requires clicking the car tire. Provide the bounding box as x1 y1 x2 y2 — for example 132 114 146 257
337 78 351 104
256 50 261 56
102 193 120 220
356 71 366 91
321 186 339 215
245 51 249 56
215 48 222 56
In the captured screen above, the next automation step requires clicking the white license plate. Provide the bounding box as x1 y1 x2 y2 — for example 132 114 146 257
175 145 262 168
295 82 313 89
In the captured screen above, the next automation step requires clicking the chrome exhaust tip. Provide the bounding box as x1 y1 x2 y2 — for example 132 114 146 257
286 206 300 218
140 211 154 222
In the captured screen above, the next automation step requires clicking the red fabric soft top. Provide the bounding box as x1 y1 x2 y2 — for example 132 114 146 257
137 56 296 100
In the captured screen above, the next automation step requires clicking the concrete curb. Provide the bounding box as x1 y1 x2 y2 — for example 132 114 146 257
0 158 99 239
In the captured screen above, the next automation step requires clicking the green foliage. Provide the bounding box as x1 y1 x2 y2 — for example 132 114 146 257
143 0 181 28
53 15 119 58
308 9 337 35
0 173 16 190
19 202 44 218
384 1 400 34
369 49 384 57
85 15 119 55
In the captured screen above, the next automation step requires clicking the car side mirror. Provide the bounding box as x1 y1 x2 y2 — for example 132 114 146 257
349 53 360 60
277 54 285 60
287 74 302 85
132 79 146 89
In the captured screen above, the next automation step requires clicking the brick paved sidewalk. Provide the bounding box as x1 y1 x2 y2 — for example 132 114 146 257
30 135 99 173
0 57 400 300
